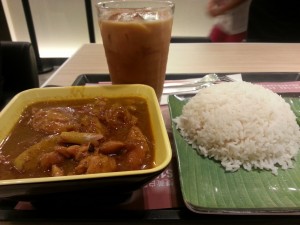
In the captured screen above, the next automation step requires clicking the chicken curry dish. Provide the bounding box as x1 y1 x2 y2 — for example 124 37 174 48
0 97 155 179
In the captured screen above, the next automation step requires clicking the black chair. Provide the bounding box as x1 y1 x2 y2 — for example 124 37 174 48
0 41 39 109
171 36 211 43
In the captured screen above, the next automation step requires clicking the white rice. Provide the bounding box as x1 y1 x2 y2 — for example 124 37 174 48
173 81 300 175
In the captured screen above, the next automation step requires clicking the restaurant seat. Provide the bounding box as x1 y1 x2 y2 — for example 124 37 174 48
0 41 39 109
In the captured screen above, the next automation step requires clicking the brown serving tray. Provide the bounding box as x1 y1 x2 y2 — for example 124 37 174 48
1 72 300 223
72 72 300 86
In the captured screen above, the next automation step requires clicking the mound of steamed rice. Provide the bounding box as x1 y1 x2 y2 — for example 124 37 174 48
173 81 300 175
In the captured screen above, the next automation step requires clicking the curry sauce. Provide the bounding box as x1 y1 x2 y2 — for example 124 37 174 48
0 97 154 179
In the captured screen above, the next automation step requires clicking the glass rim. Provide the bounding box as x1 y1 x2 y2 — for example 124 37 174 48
97 0 175 9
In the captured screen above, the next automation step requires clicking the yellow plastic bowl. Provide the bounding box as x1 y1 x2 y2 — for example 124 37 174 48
0 85 172 200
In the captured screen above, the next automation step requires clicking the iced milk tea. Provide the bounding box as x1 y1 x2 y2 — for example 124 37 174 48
98 1 174 100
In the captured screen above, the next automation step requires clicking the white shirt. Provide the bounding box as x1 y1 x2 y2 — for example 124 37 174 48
216 0 252 34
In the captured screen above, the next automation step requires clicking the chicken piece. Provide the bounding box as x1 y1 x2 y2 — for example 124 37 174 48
79 115 108 135
86 155 117 174
55 145 89 161
39 152 65 170
51 165 64 177
30 107 80 134
103 104 138 128
74 158 88 175
54 146 73 158
122 126 150 170
75 97 109 117
74 154 117 174
98 140 125 154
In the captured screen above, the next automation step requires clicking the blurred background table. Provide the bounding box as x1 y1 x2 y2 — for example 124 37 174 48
42 43 300 87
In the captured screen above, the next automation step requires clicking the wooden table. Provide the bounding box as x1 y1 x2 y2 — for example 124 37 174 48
42 43 300 87
5 43 300 224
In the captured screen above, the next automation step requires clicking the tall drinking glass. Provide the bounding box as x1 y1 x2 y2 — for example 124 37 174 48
97 0 175 101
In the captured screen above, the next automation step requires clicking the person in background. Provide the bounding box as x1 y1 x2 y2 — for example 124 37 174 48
246 0 300 42
207 0 252 42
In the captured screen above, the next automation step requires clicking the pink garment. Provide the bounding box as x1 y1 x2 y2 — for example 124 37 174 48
210 25 247 42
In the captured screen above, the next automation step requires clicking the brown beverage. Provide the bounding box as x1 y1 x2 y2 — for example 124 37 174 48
97 1 174 100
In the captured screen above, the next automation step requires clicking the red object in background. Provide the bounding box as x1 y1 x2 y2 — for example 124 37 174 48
209 25 247 42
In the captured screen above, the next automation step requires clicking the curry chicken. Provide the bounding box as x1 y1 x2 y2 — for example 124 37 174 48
0 97 154 179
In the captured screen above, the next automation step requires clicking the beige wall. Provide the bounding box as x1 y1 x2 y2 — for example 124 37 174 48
2 0 214 58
